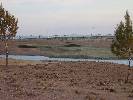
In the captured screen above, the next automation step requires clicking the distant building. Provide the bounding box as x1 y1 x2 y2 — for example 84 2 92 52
15 34 114 41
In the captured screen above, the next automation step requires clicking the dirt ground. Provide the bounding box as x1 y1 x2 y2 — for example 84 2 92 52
0 59 133 100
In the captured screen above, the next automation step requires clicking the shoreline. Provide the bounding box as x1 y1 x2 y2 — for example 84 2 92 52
0 55 133 67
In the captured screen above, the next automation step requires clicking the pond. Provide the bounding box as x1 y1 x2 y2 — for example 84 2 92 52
0 55 132 66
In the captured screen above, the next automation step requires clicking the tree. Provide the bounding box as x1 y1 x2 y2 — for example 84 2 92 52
0 3 18 66
111 11 133 67
111 11 133 83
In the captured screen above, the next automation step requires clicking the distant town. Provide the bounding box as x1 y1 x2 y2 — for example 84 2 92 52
15 34 114 40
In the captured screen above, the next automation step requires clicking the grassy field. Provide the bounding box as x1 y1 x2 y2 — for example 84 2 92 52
38 45 114 57
0 39 115 58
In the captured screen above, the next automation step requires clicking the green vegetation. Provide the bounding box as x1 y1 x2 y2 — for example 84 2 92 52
63 43 81 47
18 45 37 48
111 11 133 67
21 44 113 58
17 42 114 58
111 11 133 83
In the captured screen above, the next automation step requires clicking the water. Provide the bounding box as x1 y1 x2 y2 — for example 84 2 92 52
0 55 132 66
0 55 49 61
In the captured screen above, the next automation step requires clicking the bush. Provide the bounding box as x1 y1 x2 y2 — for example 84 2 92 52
64 43 81 47
18 45 37 48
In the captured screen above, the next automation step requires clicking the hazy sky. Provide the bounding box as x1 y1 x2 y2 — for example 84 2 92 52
1 0 133 36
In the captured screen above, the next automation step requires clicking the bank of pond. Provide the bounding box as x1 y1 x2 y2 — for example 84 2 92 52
0 55 132 66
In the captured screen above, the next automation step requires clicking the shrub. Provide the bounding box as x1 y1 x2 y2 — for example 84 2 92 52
18 45 37 48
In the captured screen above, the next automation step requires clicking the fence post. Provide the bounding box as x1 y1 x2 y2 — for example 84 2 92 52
5 42 8 67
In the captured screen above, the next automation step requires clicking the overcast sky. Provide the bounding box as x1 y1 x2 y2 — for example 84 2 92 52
1 0 133 36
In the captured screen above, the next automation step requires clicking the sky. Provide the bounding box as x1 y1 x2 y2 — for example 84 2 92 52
1 0 133 36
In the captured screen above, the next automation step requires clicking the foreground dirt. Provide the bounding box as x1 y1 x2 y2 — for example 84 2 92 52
0 60 133 100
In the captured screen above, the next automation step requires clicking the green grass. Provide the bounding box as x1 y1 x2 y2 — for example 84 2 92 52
18 43 115 58
38 45 114 57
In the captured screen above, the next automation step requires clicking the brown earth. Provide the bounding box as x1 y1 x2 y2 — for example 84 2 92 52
0 59 133 100
0 39 112 56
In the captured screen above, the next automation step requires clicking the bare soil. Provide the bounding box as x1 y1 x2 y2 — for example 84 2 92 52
0 59 133 100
